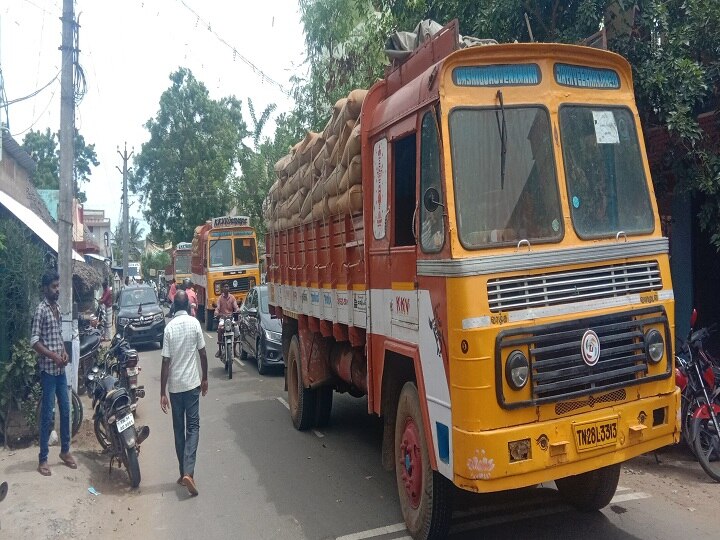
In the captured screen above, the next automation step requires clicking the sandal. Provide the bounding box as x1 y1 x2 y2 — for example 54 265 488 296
38 462 52 476
59 452 77 469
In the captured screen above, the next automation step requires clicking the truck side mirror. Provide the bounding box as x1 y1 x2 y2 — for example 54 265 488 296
423 187 443 212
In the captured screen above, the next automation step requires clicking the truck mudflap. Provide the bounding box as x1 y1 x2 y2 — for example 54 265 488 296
452 389 680 493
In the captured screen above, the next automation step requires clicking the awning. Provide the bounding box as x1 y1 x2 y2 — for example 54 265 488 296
0 190 84 262
85 253 109 262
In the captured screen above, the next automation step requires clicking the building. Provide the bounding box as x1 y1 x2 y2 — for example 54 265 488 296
83 208 112 260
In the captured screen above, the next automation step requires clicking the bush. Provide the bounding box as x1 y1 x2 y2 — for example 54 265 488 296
0 340 38 446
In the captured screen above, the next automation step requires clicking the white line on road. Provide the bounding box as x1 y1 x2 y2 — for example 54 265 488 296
313 430 325 438
276 396 290 410
335 523 406 540
205 332 213 339
610 492 651 504
234 358 245 367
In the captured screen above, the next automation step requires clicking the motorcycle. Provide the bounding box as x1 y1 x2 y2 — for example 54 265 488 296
86 367 149 488
676 309 720 481
78 330 102 396
217 314 238 380
88 326 146 405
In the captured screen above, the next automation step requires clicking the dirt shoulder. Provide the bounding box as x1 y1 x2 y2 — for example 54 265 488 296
0 400 153 538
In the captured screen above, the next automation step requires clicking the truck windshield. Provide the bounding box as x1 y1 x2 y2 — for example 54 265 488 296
209 239 232 268
450 107 562 248
234 237 257 265
175 253 191 274
560 106 654 238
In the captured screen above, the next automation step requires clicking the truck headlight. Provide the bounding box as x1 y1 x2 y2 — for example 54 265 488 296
214 282 221 294
645 329 665 363
118 317 129 326
506 350 529 390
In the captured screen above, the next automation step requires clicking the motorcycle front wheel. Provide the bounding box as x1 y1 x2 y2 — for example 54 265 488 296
226 342 233 380
125 446 141 488
691 414 720 482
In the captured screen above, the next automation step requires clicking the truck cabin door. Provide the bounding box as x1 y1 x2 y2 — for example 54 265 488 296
370 116 419 338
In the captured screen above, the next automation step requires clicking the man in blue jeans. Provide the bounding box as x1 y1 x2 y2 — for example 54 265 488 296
31 270 77 476
160 290 209 496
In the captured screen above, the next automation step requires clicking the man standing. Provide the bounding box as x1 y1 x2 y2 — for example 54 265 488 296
160 290 208 496
31 270 77 476
183 278 198 318
99 280 113 340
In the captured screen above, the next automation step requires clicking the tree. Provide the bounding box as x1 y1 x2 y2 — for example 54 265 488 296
140 250 170 281
111 218 145 263
131 68 250 245
21 128 100 203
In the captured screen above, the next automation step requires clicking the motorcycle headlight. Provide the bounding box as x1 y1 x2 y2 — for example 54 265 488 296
505 350 529 390
118 317 129 326
645 329 665 363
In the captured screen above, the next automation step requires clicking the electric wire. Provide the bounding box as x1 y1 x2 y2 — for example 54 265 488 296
174 0 291 97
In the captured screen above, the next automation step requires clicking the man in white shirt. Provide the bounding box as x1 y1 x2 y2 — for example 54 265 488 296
160 290 209 496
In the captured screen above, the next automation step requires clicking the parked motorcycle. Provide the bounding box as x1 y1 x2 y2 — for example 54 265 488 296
676 309 720 481
78 330 102 396
88 326 146 405
86 367 149 488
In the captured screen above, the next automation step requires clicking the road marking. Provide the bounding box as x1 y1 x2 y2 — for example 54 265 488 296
610 491 651 504
234 358 245 367
205 332 214 339
276 397 290 410
335 523 406 540
313 430 324 438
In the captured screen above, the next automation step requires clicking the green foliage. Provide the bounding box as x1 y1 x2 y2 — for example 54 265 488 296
132 68 250 245
0 340 38 444
21 128 100 203
0 218 48 364
141 250 171 281
111 217 145 262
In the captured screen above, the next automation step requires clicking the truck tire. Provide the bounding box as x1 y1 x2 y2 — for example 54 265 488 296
555 463 620 511
314 386 333 428
395 382 453 540
287 335 316 431
206 309 215 331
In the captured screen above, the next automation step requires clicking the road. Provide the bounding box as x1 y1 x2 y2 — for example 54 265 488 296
3 329 719 539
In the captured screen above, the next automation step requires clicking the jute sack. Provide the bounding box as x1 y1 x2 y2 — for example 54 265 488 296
300 190 313 219
338 184 363 214
287 187 308 217
274 154 292 178
325 164 346 197
341 123 361 166
330 99 353 136
313 134 337 173
346 89 368 119
312 196 330 221
339 155 362 192
299 132 324 166
268 179 281 203
331 120 356 167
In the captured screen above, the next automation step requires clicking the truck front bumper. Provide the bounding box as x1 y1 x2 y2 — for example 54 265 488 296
451 389 680 493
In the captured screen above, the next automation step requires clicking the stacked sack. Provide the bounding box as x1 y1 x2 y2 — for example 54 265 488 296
266 89 367 232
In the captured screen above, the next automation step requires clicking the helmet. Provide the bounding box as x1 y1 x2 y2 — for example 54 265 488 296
182 278 192 290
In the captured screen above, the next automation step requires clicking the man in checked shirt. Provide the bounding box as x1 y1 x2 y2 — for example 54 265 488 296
31 270 77 476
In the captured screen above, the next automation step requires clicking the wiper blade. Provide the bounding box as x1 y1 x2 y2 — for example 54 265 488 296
495 89 508 190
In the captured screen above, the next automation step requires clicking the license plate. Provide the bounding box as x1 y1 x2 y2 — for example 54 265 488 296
116 414 135 433
126 367 139 376
573 417 618 452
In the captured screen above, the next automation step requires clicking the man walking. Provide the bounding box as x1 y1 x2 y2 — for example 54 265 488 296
160 290 208 496
31 270 77 476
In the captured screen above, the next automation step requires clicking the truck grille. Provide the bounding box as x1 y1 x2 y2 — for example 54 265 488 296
495 306 671 409
223 277 251 294
487 261 662 312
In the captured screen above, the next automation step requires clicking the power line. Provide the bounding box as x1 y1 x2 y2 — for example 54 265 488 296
9 84 58 137
174 0 291 97
3 59 66 107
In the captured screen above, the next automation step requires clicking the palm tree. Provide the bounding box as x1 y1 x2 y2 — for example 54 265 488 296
111 217 145 263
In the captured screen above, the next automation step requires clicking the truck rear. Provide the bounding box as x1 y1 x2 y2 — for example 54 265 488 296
266 21 679 540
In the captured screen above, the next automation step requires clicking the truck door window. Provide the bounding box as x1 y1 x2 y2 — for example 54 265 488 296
393 134 417 247
420 111 444 252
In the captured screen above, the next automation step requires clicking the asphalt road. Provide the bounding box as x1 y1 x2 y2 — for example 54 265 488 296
105 331 719 540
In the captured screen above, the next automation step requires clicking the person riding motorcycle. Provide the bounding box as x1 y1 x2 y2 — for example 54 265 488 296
214 283 239 359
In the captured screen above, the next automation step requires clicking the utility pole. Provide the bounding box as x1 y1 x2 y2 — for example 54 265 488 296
58 0 75 357
116 143 133 280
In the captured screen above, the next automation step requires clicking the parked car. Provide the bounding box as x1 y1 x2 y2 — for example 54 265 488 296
237 285 282 374
114 284 165 348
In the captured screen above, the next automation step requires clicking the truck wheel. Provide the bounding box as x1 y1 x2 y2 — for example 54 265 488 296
395 382 453 540
314 386 333 428
205 309 214 331
287 335 316 431
555 463 620 511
